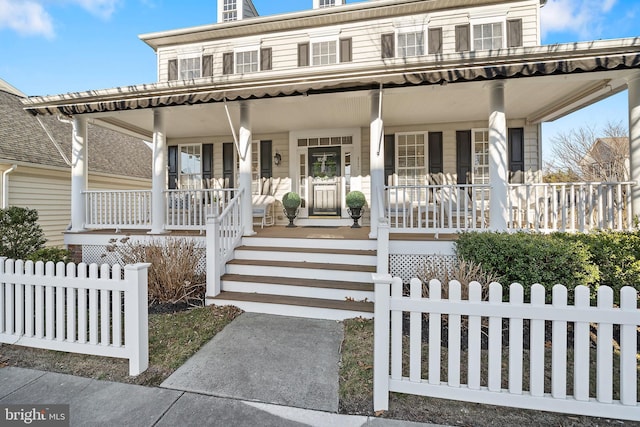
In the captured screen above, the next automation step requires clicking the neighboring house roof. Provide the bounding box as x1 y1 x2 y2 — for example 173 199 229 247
581 137 630 166
0 87 151 179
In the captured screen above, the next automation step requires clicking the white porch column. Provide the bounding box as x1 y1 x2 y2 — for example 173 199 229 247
239 102 255 236
488 81 508 231
149 108 167 234
369 88 384 239
628 72 640 220
70 116 88 232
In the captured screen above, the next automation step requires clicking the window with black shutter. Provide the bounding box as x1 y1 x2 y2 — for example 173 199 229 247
456 130 472 184
381 33 395 58
223 143 235 188
260 47 272 71
298 43 310 67
507 19 523 48
202 55 213 77
508 128 525 183
428 28 443 54
428 132 443 175
168 146 178 189
340 38 352 63
202 144 214 182
384 134 395 186
455 24 471 52
223 52 234 75
168 59 178 81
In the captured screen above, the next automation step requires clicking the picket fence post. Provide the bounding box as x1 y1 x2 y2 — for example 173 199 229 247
372 273 392 412
124 262 150 376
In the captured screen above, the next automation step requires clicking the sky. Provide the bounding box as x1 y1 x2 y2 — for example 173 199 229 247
0 0 639 162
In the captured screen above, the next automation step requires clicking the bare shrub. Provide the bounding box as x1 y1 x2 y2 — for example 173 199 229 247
106 237 205 305
416 256 501 301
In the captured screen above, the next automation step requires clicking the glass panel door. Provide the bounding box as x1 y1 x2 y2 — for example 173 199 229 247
308 146 341 216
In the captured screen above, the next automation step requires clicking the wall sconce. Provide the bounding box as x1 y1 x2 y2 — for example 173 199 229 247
273 152 282 166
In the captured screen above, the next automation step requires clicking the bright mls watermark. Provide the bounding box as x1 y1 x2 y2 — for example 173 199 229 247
1 405 69 426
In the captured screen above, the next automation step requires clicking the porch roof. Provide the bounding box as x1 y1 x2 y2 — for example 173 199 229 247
21 38 640 140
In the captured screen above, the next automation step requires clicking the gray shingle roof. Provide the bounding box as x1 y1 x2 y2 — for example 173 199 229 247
0 88 151 179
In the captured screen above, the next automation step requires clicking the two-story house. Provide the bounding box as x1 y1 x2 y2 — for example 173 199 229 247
21 0 640 318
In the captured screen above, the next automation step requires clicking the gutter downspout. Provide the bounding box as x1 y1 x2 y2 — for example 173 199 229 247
2 165 18 209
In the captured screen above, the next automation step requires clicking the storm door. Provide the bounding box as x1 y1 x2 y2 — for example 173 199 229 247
308 146 341 216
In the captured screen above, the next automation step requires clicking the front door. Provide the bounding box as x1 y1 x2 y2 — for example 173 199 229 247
308 147 341 216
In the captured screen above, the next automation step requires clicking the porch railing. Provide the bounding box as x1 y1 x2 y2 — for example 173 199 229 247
385 184 490 233
84 190 152 230
206 188 244 298
164 189 236 231
508 182 634 232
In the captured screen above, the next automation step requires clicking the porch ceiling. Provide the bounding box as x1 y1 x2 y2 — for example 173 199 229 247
89 68 634 141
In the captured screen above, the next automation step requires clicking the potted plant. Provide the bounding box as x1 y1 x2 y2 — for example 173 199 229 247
345 190 366 228
282 192 301 228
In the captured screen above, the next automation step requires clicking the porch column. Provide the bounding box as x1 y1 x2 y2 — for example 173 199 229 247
628 72 640 220
70 116 88 232
488 81 508 231
369 88 384 239
149 108 167 234
239 102 255 236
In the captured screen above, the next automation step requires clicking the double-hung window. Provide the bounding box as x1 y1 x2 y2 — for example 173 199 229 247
473 22 503 50
179 56 201 80
235 49 259 74
312 40 337 65
319 0 335 6
472 130 489 185
179 145 202 189
397 31 424 57
396 133 426 186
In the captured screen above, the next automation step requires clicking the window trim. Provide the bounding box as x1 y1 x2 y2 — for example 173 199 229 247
469 16 507 51
471 128 490 185
395 28 426 58
233 45 261 74
177 53 203 80
394 132 428 187
178 143 203 189
309 35 339 66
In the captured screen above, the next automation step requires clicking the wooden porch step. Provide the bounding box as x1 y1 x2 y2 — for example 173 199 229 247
221 273 373 292
207 291 374 315
236 246 376 257
226 259 376 273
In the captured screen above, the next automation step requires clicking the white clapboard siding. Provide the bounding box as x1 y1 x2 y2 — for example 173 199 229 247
373 275 640 421
0 257 150 376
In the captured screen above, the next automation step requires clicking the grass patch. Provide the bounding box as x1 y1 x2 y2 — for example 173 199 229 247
0 305 242 387
339 317 636 427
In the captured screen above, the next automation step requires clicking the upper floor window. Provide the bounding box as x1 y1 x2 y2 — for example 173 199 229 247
473 23 503 50
319 0 335 7
397 31 424 57
223 0 237 21
312 40 337 65
180 57 201 80
236 50 259 73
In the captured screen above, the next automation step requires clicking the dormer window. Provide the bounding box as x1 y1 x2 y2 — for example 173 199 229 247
223 0 238 21
313 0 343 8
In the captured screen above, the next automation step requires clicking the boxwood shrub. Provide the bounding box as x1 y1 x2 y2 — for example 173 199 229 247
455 232 599 302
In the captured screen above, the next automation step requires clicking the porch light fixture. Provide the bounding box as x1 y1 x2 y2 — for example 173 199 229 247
274 152 282 166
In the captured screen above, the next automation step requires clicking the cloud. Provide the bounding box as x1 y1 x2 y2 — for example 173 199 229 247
69 0 121 19
0 0 55 38
541 0 619 40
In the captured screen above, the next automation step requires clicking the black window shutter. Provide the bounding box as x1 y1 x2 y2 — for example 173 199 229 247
202 55 213 77
222 142 234 188
168 145 178 189
260 47 272 71
202 143 214 182
455 24 471 52
456 130 472 184
384 134 395 186
260 140 272 178
508 128 525 183
428 28 443 54
298 43 310 67
340 38 352 63
381 33 395 58
168 59 178 81
428 132 443 175
223 52 234 75
507 19 523 47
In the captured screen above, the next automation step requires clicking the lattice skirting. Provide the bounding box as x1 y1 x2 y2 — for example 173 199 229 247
389 254 457 284
82 245 207 275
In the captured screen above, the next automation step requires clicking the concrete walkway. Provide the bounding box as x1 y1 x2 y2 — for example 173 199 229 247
0 312 450 426
161 312 343 412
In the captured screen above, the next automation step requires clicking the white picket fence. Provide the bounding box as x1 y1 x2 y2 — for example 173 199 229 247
373 274 640 421
0 258 150 376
